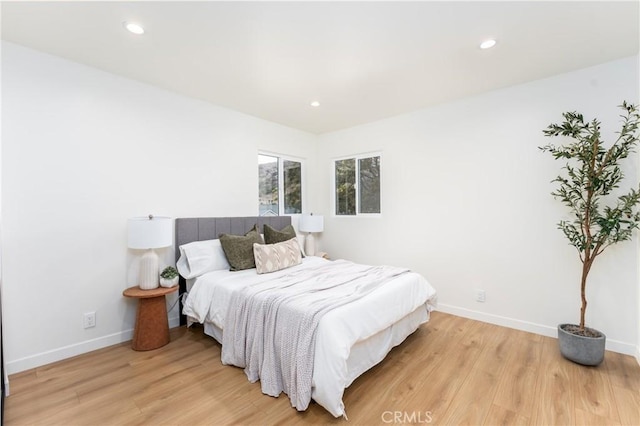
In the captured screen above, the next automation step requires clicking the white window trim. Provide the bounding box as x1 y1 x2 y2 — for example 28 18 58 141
332 152 382 217
259 151 305 216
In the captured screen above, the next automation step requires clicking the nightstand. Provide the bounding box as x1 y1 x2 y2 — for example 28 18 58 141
123 285 178 351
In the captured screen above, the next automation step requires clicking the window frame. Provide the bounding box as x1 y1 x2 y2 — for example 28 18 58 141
332 152 382 217
258 151 304 217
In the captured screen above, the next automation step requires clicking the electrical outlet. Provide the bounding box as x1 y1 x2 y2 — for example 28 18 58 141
83 312 96 329
475 289 486 303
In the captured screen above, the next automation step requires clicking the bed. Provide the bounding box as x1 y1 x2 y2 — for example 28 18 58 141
175 216 437 418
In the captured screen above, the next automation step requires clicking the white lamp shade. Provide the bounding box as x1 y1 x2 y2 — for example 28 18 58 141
299 214 324 233
128 216 173 249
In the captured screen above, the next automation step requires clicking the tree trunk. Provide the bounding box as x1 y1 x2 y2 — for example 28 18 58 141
579 259 593 330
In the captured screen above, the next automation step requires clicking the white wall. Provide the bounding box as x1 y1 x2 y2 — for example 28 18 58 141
2 40 638 374
317 56 640 356
0 30 8 397
1 42 318 373
637 50 640 364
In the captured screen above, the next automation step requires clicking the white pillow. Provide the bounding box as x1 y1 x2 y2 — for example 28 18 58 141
253 238 302 274
177 239 230 279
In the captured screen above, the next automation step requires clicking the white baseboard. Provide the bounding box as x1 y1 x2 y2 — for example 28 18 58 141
6 309 639 374
437 304 637 357
6 316 182 375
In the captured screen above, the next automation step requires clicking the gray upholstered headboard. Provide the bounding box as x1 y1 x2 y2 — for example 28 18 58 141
174 216 292 324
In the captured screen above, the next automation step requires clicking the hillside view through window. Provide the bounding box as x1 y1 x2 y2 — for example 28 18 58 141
259 154 302 216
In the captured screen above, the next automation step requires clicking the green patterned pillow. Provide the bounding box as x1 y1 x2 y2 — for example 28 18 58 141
264 224 305 257
219 224 264 271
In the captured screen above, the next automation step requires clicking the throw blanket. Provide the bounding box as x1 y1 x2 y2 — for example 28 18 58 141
221 259 410 411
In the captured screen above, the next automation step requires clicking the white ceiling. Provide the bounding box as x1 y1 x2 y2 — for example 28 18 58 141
2 1 638 134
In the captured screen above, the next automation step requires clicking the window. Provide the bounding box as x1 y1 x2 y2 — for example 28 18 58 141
258 154 302 216
334 154 381 216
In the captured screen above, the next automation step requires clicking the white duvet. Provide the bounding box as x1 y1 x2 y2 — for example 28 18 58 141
182 257 437 417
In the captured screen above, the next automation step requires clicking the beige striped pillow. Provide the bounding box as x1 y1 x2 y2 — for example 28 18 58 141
253 238 302 274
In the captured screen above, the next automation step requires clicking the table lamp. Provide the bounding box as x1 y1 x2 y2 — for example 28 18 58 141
299 213 324 256
128 215 172 290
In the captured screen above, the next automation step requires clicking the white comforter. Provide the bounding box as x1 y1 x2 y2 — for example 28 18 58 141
182 257 437 417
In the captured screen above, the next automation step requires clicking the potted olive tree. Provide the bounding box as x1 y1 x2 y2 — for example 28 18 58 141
540 101 640 366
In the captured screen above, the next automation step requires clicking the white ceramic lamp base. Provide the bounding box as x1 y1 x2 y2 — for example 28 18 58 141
305 233 316 256
138 249 160 290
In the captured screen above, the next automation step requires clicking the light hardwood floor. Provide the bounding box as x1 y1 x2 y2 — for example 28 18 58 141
5 312 640 425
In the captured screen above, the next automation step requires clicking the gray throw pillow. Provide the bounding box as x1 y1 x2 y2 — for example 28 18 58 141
219 224 264 271
264 224 305 258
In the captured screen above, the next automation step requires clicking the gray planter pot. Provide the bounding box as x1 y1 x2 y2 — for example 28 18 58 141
557 324 606 366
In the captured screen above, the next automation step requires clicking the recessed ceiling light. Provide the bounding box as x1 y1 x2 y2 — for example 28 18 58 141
124 22 145 35
310 101 320 107
480 39 497 49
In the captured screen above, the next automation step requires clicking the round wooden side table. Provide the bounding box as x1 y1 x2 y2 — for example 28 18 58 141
123 285 178 351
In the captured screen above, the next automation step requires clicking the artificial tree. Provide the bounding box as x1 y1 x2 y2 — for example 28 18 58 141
540 101 640 335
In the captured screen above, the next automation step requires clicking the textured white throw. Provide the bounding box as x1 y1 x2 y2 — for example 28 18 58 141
221 259 410 411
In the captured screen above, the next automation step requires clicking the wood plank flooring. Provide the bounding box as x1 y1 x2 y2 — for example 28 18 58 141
5 312 640 425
